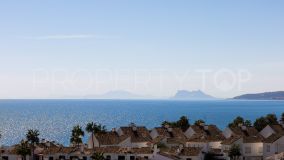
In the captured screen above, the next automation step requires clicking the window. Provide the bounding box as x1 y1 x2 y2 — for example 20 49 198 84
59 156 65 160
186 158 192 160
2 156 8 160
245 147 251 154
118 156 125 160
70 156 78 160
106 155 111 160
83 156 87 160
144 156 148 159
130 156 135 160
267 145 271 152
49 157 53 160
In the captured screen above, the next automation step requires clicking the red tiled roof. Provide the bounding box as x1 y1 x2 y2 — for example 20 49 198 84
120 127 152 143
188 125 225 142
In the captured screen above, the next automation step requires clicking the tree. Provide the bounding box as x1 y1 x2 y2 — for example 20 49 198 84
281 112 284 123
176 116 190 131
194 119 205 126
16 140 31 160
254 117 268 131
229 144 241 160
161 121 173 127
86 122 106 149
161 116 190 131
266 114 278 125
71 125 84 148
91 152 105 160
244 120 252 127
228 116 244 128
26 129 39 160
254 114 279 131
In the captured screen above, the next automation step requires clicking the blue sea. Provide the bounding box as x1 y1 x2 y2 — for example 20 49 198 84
0 99 284 146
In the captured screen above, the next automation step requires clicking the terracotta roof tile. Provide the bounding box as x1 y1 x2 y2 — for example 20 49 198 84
188 125 225 142
120 127 152 143
223 126 263 144
95 132 128 145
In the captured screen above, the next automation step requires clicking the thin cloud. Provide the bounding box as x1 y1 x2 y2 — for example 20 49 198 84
23 34 119 40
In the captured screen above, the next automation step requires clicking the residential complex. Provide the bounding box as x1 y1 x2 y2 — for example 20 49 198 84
2 123 284 160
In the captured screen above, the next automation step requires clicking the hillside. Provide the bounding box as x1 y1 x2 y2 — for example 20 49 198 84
171 90 216 100
233 91 284 100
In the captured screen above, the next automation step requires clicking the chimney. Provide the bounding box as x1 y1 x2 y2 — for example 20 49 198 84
204 125 209 130
164 124 170 129
80 145 84 153
112 128 116 132
176 148 181 154
132 126 137 131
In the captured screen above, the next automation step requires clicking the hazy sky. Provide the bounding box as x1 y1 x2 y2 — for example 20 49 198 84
0 0 283 99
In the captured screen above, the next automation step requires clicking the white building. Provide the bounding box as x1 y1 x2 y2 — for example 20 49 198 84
150 126 187 147
184 124 225 153
259 124 284 159
87 124 152 149
222 126 263 160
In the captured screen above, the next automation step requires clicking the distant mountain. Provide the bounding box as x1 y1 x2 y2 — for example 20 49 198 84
171 90 216 100
233 91 284 100
84 90 153 99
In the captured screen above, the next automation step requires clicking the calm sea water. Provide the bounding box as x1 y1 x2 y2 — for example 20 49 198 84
0 99 284 146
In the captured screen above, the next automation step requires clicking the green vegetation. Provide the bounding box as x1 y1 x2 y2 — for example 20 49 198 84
16 140 31 160
254 114 279 131
228 114 280 131
26 129 40 160
91 152 105 160
229 144 241 160
194 119 205 126
161 116 190 131
70 125 85 148
281 113 284 123
228 116 252 128
86 122 106 149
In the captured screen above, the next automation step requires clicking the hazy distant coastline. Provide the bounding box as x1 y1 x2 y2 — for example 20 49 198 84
233 91 284 100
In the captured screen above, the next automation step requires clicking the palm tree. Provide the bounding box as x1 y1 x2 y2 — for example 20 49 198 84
26 129 40 160
86 122 106 149
16 140 31 160
70 125 84 148
91 152 105 160
176 116 190 131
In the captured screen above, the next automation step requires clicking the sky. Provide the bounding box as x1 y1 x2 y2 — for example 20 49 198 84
0 0 283 99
